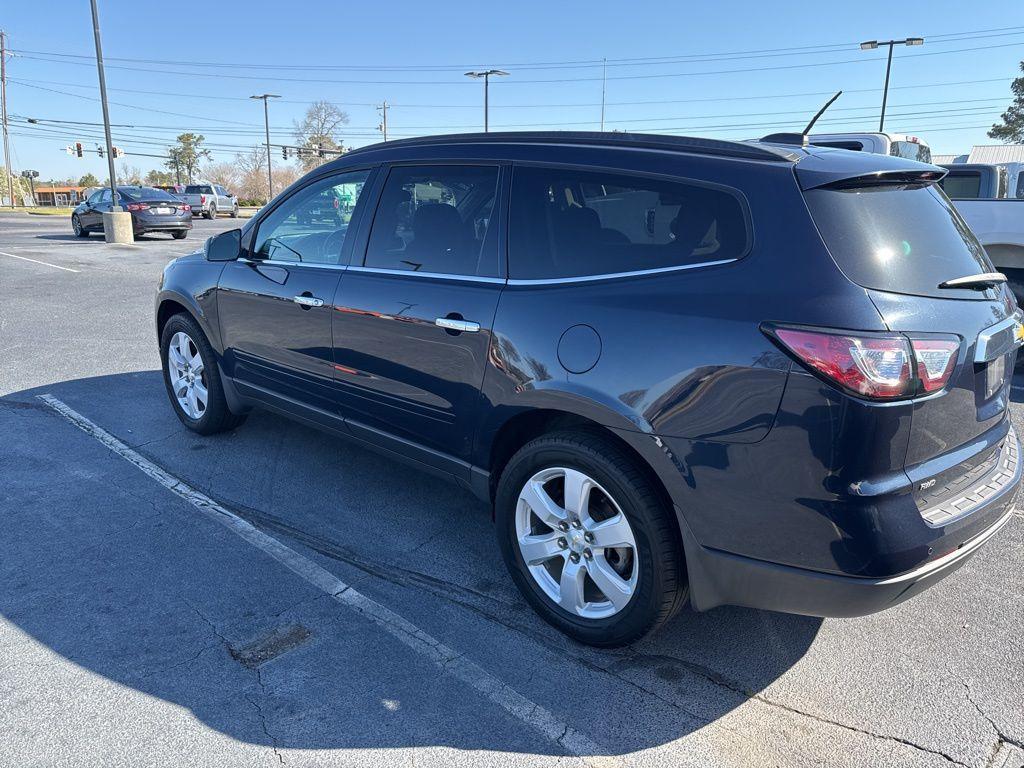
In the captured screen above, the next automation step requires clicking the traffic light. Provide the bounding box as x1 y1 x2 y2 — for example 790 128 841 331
112 146 123 159
282 146 289 160
75 142 83 158
97 146 105 158
317 144 325 158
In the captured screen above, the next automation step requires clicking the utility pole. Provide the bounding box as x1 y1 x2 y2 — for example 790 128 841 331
89 0 120 212
859 37 924 132
1 30 14 207
600 58 607 132
377 101 389 142
465 70 509 132
251 93 279 201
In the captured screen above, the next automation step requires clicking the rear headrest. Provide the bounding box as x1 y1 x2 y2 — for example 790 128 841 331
670 198 717 250
412 203 463 246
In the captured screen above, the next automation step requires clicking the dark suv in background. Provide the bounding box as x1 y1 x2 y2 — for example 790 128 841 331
155 132 1021 646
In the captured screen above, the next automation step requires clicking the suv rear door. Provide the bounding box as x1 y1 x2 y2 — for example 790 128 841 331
802 171 1020 502
331 163 507 467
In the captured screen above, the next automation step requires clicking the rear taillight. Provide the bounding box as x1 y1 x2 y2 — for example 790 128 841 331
910 339 959 393
200 194 206 203
181 204 191 212
125 202 147 212
771 327 960 400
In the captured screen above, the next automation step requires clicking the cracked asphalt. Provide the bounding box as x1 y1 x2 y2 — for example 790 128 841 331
1 212 1023 768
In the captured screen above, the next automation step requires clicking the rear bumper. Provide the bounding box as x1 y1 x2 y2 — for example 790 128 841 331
134 220 192 233
679 450 1019 617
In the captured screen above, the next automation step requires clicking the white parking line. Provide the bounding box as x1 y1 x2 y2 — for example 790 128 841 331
0 250 80 273
38 394 621 768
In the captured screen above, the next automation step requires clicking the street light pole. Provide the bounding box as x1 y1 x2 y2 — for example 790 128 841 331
464 70 509 132
859 37 924 132
1 30 14 208
250 94 279 201
89 0 120 211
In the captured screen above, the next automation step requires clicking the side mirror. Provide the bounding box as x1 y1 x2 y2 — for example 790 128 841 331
205 228 242 262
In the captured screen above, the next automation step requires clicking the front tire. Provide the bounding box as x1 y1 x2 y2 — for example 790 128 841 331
160 313 246 435
230 205 239 218
72 214 89 237
495 430 687 647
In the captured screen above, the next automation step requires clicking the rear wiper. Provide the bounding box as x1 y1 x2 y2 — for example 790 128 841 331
938 272 1007 290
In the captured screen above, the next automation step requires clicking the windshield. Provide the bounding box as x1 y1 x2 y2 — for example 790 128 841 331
804 182 995 300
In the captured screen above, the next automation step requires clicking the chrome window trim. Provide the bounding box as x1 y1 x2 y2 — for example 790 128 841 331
239 256 738 283
506 258 738 286
239 257 344 271
347 265 506 284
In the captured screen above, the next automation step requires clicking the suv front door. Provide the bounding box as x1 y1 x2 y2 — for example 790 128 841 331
332 163 507 469
217 169 375 421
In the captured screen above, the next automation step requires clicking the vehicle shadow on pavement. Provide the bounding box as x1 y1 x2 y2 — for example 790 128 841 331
0 371 822 758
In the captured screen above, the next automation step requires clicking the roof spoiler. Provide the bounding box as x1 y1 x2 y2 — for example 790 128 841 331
801 168 947 191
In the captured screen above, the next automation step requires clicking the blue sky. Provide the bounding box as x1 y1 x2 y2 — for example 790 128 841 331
3 0 1023 181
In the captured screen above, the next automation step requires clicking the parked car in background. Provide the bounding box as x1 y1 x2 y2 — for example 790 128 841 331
73 185 192 239
155 132 1020 646
807 131 932 163
183 183 238 219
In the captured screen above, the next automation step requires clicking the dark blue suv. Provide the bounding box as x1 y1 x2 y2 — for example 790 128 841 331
156 132 1021 646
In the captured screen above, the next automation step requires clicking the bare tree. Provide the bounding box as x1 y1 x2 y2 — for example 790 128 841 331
293 100 349 172
204 162 241 192
118 162 143 185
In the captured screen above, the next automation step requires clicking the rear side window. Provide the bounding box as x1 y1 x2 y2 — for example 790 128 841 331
364 165 500 277
804 183 994 300
185 185 213 194
509 165 749 280
939 172 982 199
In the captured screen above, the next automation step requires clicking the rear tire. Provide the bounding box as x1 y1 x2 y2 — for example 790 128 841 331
160 313 246 435
495 430 687 647
172 230 188 240
206 205 217 220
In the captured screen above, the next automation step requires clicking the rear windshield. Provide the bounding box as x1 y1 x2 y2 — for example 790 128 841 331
890 141 931 163
118 186 176 201
185 185 213 194
804 183 995 299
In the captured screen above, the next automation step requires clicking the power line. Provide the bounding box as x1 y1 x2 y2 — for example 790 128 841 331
10 39 1023 86
10 25 1023 73
8 73 1015 113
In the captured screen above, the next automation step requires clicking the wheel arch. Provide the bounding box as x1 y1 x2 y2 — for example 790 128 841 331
156 289 220 353
482 408 675 522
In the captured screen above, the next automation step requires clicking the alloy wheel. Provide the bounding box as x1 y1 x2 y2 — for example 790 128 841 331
167 331 208 419
515 467 638 619
72 215 81 235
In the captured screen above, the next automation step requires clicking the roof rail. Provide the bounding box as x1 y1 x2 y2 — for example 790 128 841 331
340 131 798 163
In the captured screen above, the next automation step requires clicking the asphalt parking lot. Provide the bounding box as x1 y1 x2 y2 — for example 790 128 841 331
1 211 1023 768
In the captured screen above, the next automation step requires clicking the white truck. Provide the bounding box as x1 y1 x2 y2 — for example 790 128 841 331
937 163 1024 300
807 131 932 163
181 183 238 219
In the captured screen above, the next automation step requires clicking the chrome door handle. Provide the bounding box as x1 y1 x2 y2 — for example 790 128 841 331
435 317 480 333
293 295 325 308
